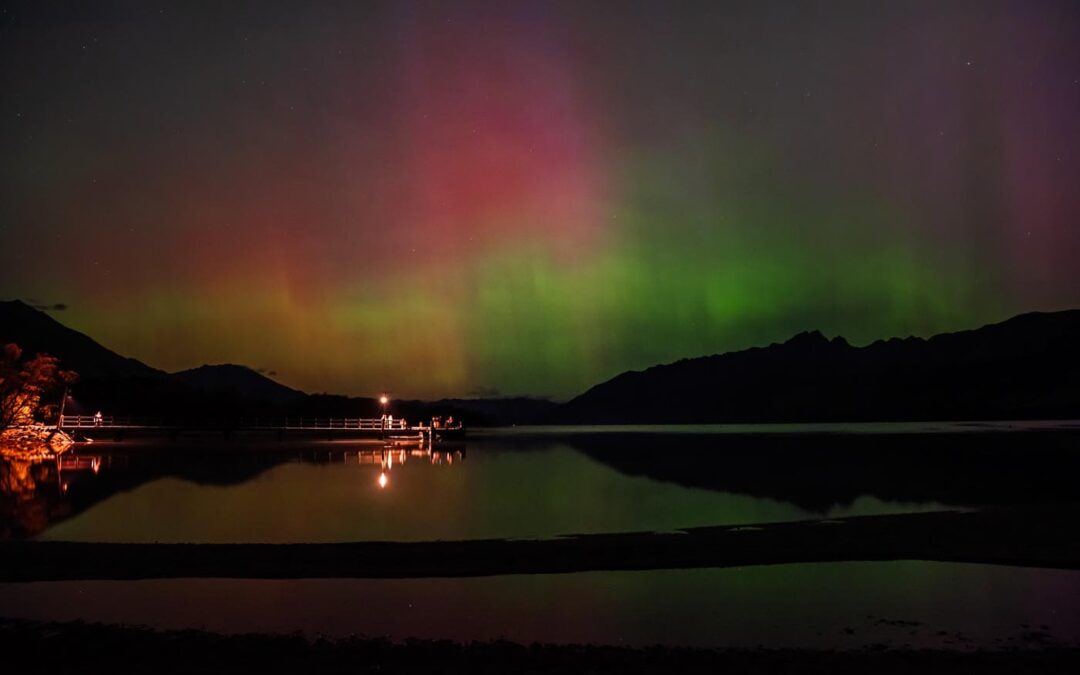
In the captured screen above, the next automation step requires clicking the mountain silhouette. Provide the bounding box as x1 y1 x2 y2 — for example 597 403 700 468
552 310 1080 423
172 364 307 404
0 300 551 424
0 300 163 380
6 298 1080 423
403 397 557 426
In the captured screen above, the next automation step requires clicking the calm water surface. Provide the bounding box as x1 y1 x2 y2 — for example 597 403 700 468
2 429 996 543
2 423 1078 542
4 425 1079 649
1 563 1078 649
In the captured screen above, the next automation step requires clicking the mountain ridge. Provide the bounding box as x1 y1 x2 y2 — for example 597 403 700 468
171 364 308 404
0 299 554 424
553 309 1080 423
5 299 1079 423
0 299 164 380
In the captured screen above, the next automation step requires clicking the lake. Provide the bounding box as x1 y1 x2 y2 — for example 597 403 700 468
2 562 1079 649
2 424 1079 649
8 423 1080 543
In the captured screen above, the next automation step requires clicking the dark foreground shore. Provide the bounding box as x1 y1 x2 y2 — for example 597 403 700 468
2 618 1078 675
3 505 1078 581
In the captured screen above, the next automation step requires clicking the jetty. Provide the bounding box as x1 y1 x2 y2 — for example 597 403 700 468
55 415 465 442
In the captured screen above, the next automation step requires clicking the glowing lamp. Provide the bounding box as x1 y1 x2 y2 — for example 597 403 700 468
378 472 388 489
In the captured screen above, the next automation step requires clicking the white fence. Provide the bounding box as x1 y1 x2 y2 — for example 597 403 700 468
57 415 411 431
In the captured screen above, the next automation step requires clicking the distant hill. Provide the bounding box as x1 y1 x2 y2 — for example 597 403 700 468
0 300 552 424
0 300 164 380
8 298 1078 424
399 397 559 427
551 310 1080 423
172 364 307 404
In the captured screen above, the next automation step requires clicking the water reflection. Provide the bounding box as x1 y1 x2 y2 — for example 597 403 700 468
2 438 475 541
0 453 100 539
556 429 1080 511
2 425 1078 543
1 563 1078 649
353 444 466 491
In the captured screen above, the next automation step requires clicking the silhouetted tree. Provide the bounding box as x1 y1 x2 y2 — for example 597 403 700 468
0 344 78 430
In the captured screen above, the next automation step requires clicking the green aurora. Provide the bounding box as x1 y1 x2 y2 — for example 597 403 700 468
2 1 1078 398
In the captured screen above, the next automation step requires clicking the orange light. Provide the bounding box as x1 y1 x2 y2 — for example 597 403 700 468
378 472 388 489
379 395 389 405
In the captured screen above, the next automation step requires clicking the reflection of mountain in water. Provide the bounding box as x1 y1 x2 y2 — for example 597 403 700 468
0 450 283 539
557 431 1080 512
5 430 1078 538
0 442 465 539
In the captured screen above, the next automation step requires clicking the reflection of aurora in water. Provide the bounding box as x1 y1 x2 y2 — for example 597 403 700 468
3 437 1079 649
6 440 951 544
10 425 1080 543
2 563 1079 650
1 442 470 541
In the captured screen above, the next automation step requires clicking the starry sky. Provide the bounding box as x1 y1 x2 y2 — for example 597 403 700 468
1 0 1078 400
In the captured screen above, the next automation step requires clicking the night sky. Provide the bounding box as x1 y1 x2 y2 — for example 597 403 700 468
2 1 1079 399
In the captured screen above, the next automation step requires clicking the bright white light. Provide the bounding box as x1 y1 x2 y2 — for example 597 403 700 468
378 472 388 489
379 395 389 405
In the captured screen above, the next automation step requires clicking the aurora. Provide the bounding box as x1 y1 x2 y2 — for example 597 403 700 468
1 0 1078 399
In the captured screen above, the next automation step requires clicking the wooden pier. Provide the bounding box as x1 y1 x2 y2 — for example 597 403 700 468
56 415 465 442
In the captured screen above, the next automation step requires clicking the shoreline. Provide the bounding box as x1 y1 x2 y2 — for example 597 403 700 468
4 506 1078 582
2 618 1078 674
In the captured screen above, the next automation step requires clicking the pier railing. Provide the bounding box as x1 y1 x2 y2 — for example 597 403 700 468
57 415 412 431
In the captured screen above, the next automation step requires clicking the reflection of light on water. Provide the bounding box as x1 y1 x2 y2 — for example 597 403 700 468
356 444 461 489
